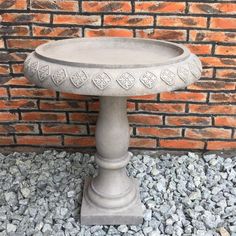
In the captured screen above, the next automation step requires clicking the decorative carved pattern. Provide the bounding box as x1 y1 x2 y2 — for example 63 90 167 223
140 71 156 89
160 69 175 86
29 61 38 76
38 65 49 82
117 72 135 90
193 55 202 70
70 71 88 88
188 62 201 79
24 58 31 70
177 66 189 84
92 72 111 90
52 68 66 86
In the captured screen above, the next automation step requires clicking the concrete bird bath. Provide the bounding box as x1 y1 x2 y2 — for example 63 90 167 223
24 37 202 225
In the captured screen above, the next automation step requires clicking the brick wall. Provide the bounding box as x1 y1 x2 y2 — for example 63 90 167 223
0 0 236 151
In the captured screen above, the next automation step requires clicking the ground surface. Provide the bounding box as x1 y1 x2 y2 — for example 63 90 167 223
0 150 235 236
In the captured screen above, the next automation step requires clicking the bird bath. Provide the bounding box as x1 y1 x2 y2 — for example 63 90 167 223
24 37 202 225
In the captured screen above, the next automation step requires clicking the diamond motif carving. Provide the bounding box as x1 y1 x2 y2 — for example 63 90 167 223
188 62 201 79
117 72 135 90
70 71 88 88
177 66 189 84
160 69 175 86
92 72 111 90
29 61 38 76
52 68 66 86
140 71 156 89
38 65 49 82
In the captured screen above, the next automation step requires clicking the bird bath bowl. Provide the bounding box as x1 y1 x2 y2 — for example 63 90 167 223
24 37 202 225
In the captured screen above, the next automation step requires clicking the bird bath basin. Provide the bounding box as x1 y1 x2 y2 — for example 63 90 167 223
24 37 202 225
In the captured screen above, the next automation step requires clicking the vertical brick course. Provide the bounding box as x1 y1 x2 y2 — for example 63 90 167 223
0 0 235 150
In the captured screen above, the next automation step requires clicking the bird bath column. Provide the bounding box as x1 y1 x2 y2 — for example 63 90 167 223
81 96 143 225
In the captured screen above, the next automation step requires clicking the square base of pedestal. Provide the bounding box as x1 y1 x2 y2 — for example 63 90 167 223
80 178 143 225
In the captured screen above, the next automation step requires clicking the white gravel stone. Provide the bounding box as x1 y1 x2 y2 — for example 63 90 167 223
6 223 17 233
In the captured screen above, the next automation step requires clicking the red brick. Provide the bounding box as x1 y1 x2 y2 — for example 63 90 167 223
130 94 157 101
64 136 96 147
0 112 18 122
137 127 182 138
33 26 81 37
16 136 61 146
160 91 207 102
0 124 39 134
69 113 97 124
0 64 10 75
0 0 27 9
53 15 101 26
0 136 14 145
200 57 236 68
189 104 236 115
185 44 212 55
59 92 88 100
157 16 207 28
215 116 236 127
31 0 78 11
201 68 214 79
0 88 7 97
104 15 153 27
165 116 212 127
40 101 86 111
2 13 50 23
136 29 187 41
10 88 56 98
0 26 30 36
159 139 205 149
128 114 162 125
7 39 49 50
185 128 231 139
82 1 131 13
5 77 33 86
21 112 66 122
130 138 156 148
209 93 236 103
190 30 236 43
135 1 185 13
188 81 236 91
85 28 133 38
189 3 236 15
215 45 236 56
207 141 236 150
0 39 4 49
216 69 236 80
11 64 23 74
210 18 236 30
139 103 185 113
41 124 87 134
0 99 37 110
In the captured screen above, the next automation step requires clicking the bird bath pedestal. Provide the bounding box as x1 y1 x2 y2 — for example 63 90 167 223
24 37 202 225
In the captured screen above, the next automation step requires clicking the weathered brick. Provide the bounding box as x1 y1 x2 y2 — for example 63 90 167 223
216 69 236 79
33 26 81 37
5 77 33 86
11 64 23 74
200 57 236 68
215 45 236 56
31 0 78 12
209 93 236 103
104 15 153 27
135 1 185 13
139 103 185 113
0 0 27 9
165 116 212 127
82 1 131 13
54 15 101 26
39 101 86 111
69 113 97 124
130 94 157 101
210 17 236 30
137 127 182 138
130 138 156 148
185 43 212 55
21 112 66 122
59 92 88 100
64 136 96 147
189 3 236 15
215 116 236 127
0 112 18 122
0 26 30 36
136 29 187 41
201 68 214 79
16 136 61 146
0 64 10 75
41 124 87 134
128 114 162 125
7 39 49 50
0 136 14 145
0 124 39 134
185 128 231 139
85 28 133 38
190 30 236 43
0 88 8 97
207 141 236 150
159 139 205 149
188 81 236 91
10 88 56 98
0 99 37 110
2 13 50 23
157 16 207 28
160 91 207 102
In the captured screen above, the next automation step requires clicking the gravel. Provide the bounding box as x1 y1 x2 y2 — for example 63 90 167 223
0 150 235 235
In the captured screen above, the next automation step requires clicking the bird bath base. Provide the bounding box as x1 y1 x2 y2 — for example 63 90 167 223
80 96 143 225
